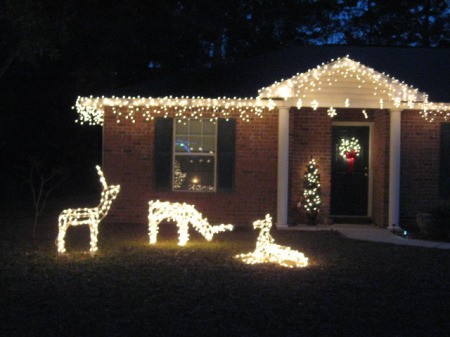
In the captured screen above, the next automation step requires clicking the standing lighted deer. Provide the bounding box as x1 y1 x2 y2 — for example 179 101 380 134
57 166 120 253
236 214 308 268
148 200 234 246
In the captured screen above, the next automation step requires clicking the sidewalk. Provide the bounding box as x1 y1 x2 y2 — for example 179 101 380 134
282 224 450 249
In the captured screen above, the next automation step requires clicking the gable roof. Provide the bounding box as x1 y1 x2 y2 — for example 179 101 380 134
223 46 450 103
79 46 449 125
258 56 429 109
111 46 449 103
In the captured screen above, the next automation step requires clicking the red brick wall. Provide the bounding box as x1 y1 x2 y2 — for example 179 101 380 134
103 105 439 228
400 110 447 228
103 107 278 225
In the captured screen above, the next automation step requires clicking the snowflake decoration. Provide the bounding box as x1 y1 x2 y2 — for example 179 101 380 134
327 107 337 117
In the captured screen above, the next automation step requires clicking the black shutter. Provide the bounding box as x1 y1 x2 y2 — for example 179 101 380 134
440 123 450 197
154 118 173 189
217 118 236 190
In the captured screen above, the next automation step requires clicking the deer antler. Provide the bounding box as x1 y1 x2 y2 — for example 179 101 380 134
96 165 108 190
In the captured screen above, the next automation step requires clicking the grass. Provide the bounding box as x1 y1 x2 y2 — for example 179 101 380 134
1 215 450 337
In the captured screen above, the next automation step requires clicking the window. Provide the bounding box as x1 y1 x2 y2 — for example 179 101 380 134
174 119 217 191
154 117 235 192
440 123 450 197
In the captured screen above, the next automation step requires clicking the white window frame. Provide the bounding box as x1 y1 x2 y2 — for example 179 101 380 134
172 118 218 192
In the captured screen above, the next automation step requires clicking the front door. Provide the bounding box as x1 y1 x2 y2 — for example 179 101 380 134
331 125 370 216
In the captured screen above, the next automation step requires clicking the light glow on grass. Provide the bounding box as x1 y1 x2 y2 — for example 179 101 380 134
148 200 234 246
236 214 308 268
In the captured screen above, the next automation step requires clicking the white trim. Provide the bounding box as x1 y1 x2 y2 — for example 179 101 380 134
388 109 402 231
332 121 373 218
277 106 290 227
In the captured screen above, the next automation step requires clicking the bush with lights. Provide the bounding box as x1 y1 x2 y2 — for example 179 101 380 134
301 158 322 225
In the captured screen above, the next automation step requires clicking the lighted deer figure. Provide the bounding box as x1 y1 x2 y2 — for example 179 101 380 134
236 214 308 268
57 166 120 253
148 200 234 246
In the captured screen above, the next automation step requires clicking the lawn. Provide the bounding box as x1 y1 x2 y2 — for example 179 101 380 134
1 216 450 337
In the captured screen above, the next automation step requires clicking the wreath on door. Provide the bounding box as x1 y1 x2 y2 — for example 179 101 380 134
339 137 361 173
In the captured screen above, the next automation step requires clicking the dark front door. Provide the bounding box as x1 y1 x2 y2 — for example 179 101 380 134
331 126 370 216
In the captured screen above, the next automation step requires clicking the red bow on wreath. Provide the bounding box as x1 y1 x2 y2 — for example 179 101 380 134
345 150 357 173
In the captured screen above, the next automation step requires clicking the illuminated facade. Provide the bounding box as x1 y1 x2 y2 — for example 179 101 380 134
75 46 449 231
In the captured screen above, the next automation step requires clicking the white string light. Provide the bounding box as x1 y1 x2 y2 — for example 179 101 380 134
362 109 368 119
327 107 337 117
419 101 450 123
148 200 233 246
74 96 275 126
339 137 361 159
258 56 448 120
303 159 322 216
235 214 308 268
74 57 448 124
57 166 120 253
259 57 423 105
311 99 319 110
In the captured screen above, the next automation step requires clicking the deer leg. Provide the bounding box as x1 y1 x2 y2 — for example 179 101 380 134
57 216 70 253
148 220 158 244
89 220 99 253
178 220 189 246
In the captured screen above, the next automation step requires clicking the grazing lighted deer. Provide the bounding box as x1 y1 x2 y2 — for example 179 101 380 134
236 214 308 268
148 200 233 246
57 166 120 253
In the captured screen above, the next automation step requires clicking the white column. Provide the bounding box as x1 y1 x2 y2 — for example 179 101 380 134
277 106 290 228
388 109 402 231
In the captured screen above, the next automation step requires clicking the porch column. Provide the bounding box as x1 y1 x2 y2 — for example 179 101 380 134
388 109 402 231
277 105 290 228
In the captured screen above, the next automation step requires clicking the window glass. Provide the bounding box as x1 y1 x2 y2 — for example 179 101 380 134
203 120 216 135
202 136 216 153
173 119 217 191
174 156 215 191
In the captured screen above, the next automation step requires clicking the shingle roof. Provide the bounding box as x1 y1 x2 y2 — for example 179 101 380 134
112 46 450 103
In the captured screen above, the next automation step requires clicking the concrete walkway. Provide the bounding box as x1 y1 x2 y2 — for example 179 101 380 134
282 224 450 249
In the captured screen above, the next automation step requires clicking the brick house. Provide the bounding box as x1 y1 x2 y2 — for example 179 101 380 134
75 46 450 231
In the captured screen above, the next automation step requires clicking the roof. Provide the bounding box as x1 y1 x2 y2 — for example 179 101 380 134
258 56 428 109
112 45 450 103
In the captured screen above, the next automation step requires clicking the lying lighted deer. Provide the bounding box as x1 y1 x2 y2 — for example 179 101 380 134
57 166 120 253
236 214 308 268
148 200 233 246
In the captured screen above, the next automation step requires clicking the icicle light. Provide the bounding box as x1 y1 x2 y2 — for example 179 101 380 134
327 107 337 117
235 214 308 268
74 96 275 126
148 200 233 246
258 56 449 121
74 57 448 124
57 166 120 253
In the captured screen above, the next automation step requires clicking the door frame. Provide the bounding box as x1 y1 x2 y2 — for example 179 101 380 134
331 121 373 217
